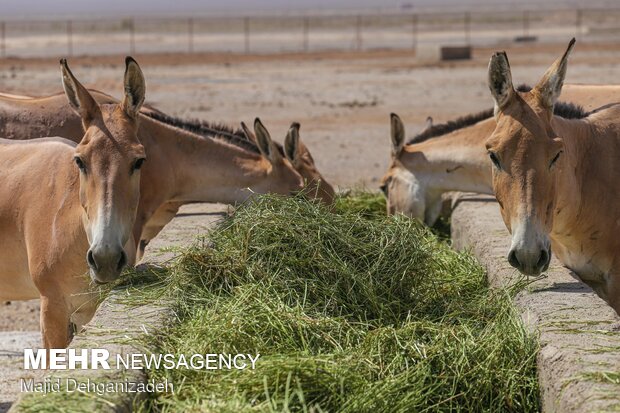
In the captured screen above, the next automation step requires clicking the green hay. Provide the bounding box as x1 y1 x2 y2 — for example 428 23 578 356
14 192 538 412
335 190 452 239
140 193 539 412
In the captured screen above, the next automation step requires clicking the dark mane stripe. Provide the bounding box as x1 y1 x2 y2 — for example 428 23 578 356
142 110 261 154
407 84 590 145
407 108 493 145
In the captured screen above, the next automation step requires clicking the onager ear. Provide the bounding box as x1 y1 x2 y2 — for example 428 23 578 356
420 116 433 134
284 122 301 163
60 58 100 129
240 121 257 143
488 51 515 114
121 56 146 119
253 118 282 164
390 113 405 157
534 38 575 110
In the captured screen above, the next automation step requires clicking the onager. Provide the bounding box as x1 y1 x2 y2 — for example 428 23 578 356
486 39 620 312
0 97 312 262
0 58 147 348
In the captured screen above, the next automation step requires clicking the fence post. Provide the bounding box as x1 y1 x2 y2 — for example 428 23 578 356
303 16 309 52
129 18 135 54
464 12 470 44
188 17 194 53
244 17 250 54
576 9 582 40
523 10 529 37
412 14 417 50
1 22 5 58
67 20 73 57
355 15 362 51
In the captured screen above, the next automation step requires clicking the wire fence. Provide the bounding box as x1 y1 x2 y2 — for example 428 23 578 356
1 8 620 58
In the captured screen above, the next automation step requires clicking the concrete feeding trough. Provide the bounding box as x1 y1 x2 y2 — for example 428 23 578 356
440 45 472 61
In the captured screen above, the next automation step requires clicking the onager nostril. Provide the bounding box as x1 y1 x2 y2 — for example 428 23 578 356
507 250 520 269
537 249 549 269
117 250 128 272
87 250 98 271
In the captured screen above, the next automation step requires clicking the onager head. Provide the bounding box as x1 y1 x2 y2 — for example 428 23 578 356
61 57 147 283
485 39 575 276
281 122 335 206
381 114 438 224
247 118 304 196
240 120 333 203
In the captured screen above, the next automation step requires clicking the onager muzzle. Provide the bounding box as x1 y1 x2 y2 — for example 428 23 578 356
507 217 552 276
87 244 128 284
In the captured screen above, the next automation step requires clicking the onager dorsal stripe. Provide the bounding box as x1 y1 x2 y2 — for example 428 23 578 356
0 58 147 349
141 110 259 154
407 85 588 145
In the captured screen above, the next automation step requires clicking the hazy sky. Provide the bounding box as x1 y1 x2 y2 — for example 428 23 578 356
0 0 610 19
3 0 398 18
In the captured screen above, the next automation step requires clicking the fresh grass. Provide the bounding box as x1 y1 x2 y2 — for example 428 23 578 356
335 190 452 239
14 192 538 412
582 371 620 385
136 193 539 412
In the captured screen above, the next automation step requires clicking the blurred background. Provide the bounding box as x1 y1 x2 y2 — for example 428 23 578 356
0 0 618 57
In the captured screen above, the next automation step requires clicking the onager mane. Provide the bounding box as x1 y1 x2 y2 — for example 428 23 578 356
407 85 589 145
142 111 260 154
142 110 292 156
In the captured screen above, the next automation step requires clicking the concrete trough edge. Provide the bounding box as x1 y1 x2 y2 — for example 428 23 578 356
450 194 620 413
9 288 173 412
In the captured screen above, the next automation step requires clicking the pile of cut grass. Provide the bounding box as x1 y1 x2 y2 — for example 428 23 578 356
139 193 539 412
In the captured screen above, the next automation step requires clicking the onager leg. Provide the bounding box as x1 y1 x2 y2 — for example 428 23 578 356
136 202 182 262
39 287 70 349
70 298 99 334
607 275 620 316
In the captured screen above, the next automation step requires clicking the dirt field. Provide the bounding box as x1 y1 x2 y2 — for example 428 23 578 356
2 42 620 332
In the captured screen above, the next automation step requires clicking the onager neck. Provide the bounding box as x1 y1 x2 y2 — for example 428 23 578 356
406 120 494 195
140 117 270 205
550 115 606 236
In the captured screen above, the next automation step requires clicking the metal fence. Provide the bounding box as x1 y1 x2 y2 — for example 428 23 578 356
1 8 620 58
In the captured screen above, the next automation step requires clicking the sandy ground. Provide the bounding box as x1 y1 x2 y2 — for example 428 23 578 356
1 43 620 334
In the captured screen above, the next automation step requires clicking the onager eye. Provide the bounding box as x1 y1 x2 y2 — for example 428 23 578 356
549 151 562 168
74 156 86 173
488 152 501 170
380 177 391 196
380 183 388 196
132 158 146 172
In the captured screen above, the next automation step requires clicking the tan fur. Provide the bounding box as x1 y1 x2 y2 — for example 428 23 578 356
241 120 335 206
